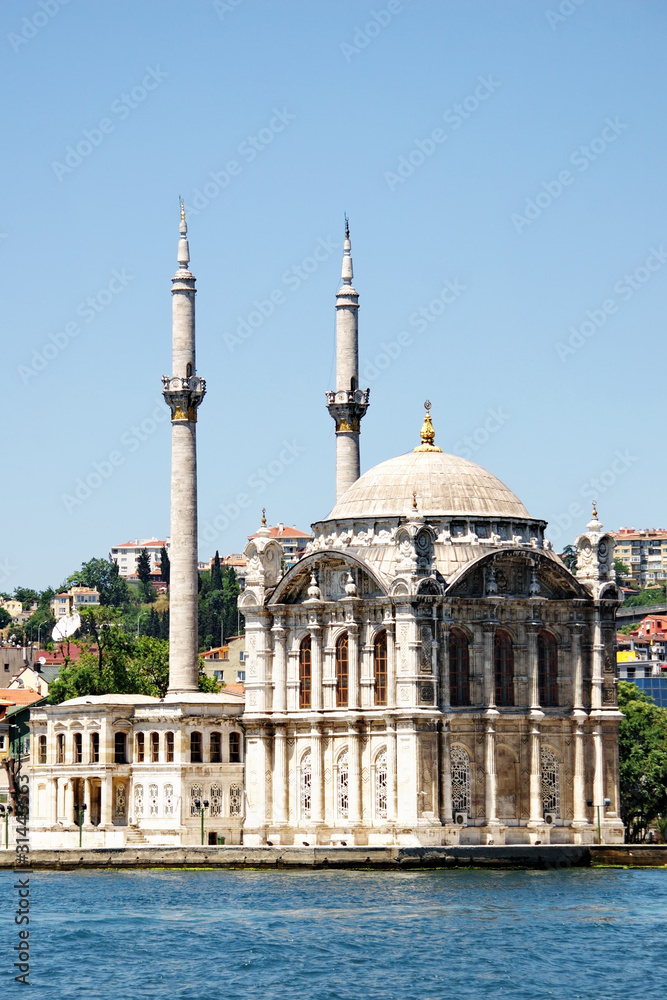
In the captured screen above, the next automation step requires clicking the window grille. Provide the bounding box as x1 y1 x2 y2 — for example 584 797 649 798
164 784 174 816
149 783 158 817
210 783 222 817
337 751 349 819
190 783 203 816
229 784 242 816
134 783 144 818
451 745 471 816
540 748 560 816
375 751 388 819
115 783 126 818
300 751 312 819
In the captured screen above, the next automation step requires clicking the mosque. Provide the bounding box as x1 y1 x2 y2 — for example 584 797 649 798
27 211 625 848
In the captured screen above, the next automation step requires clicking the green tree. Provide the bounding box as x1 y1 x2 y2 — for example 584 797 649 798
13 587 38 609
623 586 666 608
61 557 131 607
136 548 154 603
617 681 667 842
614 557 630 586
560 545 577 574
0 608 11 629
159 546 170 585
211 551 223 591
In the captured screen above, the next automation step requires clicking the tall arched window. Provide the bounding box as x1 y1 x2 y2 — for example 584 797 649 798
56 733 65 764
165 731 174 763
38 735 47 764
190 732 202 763
300 751 312 819
114 732 127 764
538 631 559 707
299 636 312 709
210 732 222 763
374 630 387 706
90 732 99 764
451 746 471 817
336 632 349 707
375 750 388 819
337 750 349 819
494 631 514 707
449 629 470 707
150 732 160 763
73 733 83 763
229 731 241 763
540 748 560 817
135 732 145 762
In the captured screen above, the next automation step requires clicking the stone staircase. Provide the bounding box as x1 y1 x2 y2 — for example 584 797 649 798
125 826 149 845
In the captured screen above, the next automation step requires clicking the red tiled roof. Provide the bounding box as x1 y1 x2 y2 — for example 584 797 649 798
224 683 245 696
249 526 312 540
114 540 167 548
0 689 43 706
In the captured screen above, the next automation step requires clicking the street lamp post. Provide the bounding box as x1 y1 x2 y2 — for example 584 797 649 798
136 612 149 637
194 798 209 845
77 802 87 847
0 804 13 848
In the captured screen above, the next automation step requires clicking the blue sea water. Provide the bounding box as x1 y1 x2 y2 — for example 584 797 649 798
0 867 665 999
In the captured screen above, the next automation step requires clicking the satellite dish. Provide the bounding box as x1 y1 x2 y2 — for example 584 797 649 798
38 656 46 665
52 613 81 641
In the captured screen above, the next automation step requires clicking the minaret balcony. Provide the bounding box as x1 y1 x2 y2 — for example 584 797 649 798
162 375 206 422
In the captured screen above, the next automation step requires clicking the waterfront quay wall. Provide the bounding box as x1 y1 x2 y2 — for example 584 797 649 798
0 844 665 869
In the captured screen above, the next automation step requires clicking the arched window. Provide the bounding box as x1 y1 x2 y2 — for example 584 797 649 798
73 733 83 763
336 632 349 707
210 732 222 763
164 784 174 816
300 751 312 819
90 732 99 764
149 783 158 816
114 732 127 764
136 732 145 762
165 731 174 763
229 784 242 816
451 746 471 817
449 629 470 707
337 750 349 819
229 731 241 763
38 734 47 764
375 750 388 819
150 732 160 763
134 784 144 817
541 748 560 817
494 631 514 707
538 631 558 707
190 783 203 816
190 732 202 763
374 630 387 706
299 635 312 709
56 733 65 764
210 783 222 817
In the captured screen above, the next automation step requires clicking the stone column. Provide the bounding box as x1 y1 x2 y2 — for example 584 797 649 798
528 721 543 824
527 626 540 711
348 725 362 825
272 619 287 714
164 208 205 694
483 624 496 708
83 777 93 826
386 721 397 824
440 622 451 710
571 626 584 711
439 721 453 824
64 780 74 826
310 621 323 712
51 777 59 825
484 720 498 826
102 775 113 827
591 610 604 712
592 720 605 825
572 720 587 825
387 621 397 709
348 623 360 710
311 726 324 826
274 727 288 825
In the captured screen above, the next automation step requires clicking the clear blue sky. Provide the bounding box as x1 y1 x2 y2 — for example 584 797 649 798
3 0 666 593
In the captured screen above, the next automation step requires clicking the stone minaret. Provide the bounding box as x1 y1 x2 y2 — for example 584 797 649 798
162 203 206 693
326 219 370 502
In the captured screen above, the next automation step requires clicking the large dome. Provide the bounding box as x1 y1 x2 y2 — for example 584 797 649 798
326 449 531 520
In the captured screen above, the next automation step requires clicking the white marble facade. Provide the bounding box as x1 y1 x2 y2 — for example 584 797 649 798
240 446 625 847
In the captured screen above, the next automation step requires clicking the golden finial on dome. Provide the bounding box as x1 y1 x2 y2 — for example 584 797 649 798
592 500 598 520
180 198 185 223
261 507 267 527
414 399 442 453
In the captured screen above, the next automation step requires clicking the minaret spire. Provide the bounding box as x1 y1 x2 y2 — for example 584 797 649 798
162 203 206 694
326 218 370 502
